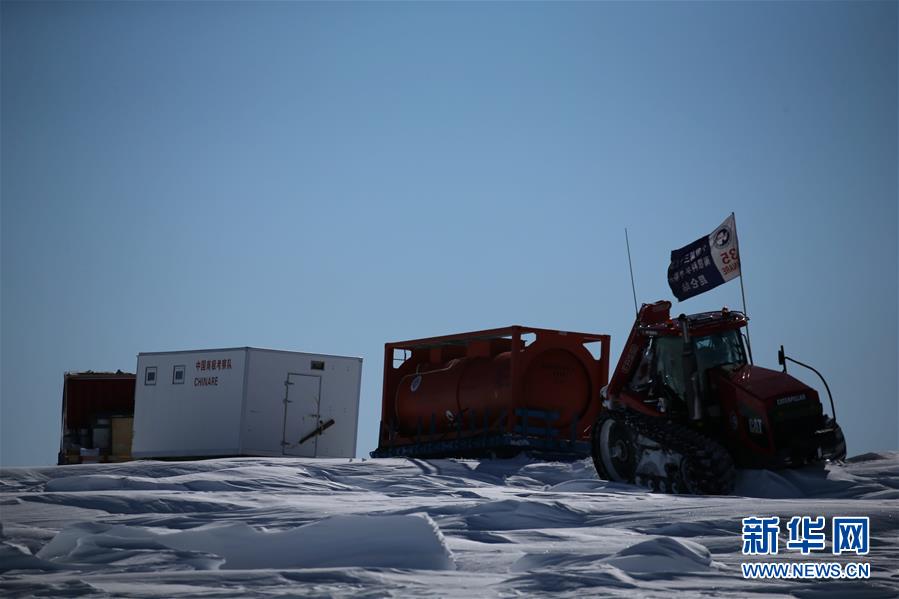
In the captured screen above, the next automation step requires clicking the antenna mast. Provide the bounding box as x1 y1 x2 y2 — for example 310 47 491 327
625 228 638 316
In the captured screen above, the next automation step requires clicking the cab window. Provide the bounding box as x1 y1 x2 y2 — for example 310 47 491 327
654 337 686 400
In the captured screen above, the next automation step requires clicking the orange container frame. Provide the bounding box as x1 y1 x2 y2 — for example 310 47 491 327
373 325 610 459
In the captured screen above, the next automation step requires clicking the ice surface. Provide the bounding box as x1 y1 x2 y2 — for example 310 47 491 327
37 515 454 571
1 453 897 597
601 536 718 574
0 541 62 573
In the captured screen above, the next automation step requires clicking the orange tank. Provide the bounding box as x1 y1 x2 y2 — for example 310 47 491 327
374 326 610 458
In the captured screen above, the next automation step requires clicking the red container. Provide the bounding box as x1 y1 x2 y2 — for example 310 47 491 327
377 326 610 456
58 371 135 464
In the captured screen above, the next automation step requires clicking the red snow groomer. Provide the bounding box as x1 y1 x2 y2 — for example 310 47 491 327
591 300 845 495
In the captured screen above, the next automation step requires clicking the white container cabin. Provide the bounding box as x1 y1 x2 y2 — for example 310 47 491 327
132 347 362 459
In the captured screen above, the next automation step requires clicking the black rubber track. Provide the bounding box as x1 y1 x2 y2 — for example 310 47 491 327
592 409 736 496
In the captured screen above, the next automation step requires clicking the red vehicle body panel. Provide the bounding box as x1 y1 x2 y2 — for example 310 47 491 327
724 365 811 400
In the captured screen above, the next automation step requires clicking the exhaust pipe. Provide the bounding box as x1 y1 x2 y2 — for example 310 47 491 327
679 315 702 421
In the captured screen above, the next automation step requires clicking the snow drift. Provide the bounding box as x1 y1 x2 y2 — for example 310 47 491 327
1 453 897 597
36 515 454 571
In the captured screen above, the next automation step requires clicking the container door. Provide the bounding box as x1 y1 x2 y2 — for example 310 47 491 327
282 373 322 457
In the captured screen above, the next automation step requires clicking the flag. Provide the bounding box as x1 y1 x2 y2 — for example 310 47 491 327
667 214 741 301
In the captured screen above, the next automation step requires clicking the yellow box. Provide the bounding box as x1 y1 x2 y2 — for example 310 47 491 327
111 417 133 458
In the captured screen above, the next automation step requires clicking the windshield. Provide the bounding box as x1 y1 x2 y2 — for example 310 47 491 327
694 329 747 373
633 329 747 402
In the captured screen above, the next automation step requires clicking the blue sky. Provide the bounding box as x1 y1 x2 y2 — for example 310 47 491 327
2 1 896 467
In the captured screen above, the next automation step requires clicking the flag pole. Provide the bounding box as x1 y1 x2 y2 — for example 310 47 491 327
739 269 753 362
733 212 753 362
625 228 638 316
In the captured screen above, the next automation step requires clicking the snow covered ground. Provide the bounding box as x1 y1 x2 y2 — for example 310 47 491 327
1 453 897 597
